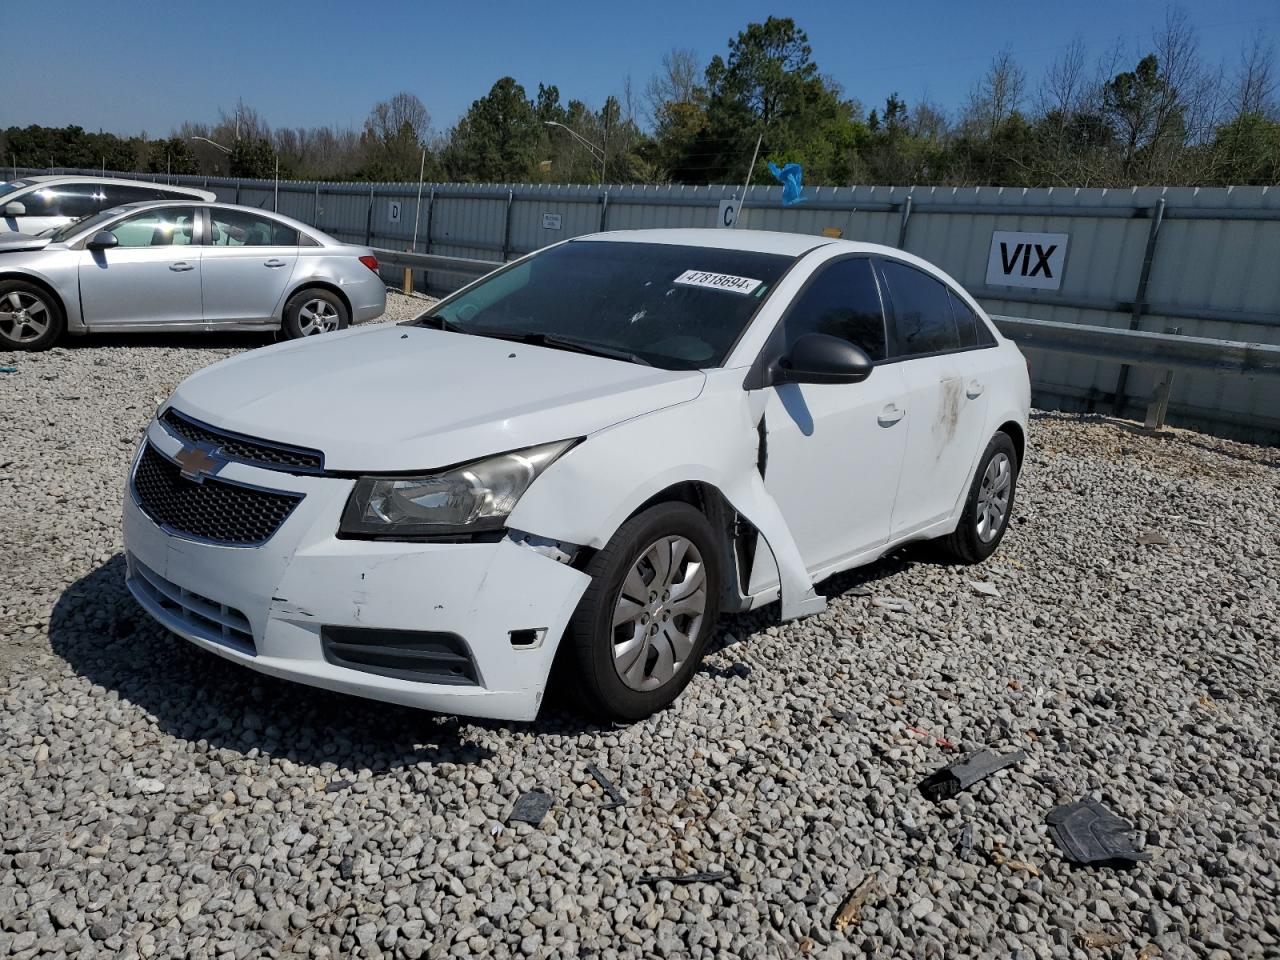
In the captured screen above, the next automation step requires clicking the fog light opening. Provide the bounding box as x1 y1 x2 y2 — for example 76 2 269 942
509 628 546 649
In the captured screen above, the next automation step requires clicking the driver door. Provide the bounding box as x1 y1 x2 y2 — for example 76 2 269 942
78 207 203 326
747 257 910 589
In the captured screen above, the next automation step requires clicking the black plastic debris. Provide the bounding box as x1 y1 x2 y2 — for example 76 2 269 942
919 748 1027 802
324 778 354 793
338 856 354 880
636 870 735 887
585 762 626 809
509 789 553 825
1045 799 1151 866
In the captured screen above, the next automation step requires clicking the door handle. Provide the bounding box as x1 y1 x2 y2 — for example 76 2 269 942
877 404 905 427
169 262 194 272
966 380 985 399
264 259 287 268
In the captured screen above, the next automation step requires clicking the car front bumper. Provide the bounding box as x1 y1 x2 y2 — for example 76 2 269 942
121 420 590 721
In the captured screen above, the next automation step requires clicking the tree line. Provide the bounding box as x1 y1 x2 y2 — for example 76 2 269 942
3 13 1277 188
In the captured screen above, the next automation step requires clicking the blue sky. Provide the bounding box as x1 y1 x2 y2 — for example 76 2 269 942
6 1 1278 136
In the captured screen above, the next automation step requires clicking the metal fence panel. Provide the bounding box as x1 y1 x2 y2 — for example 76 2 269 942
13 167 1280 443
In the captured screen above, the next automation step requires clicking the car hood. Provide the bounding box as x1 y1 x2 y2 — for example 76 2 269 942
0 232 55 252
168 324 707 471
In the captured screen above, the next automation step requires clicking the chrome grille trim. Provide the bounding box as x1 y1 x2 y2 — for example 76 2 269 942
160 408 326 474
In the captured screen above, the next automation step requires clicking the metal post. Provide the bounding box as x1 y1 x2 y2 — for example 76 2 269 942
234 182 241 205
365 187 374 246
1144 325 1182 430
501 189 514 262
1113 198 1166 415
897 196 913 249
423 188 435 293
313 183 319 225
411 149 426 252
599 190 609 232
273 156 279 212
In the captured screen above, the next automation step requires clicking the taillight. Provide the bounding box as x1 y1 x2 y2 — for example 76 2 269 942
359 255 379 273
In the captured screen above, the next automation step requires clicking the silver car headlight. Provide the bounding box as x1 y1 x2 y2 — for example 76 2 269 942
338 440 576 539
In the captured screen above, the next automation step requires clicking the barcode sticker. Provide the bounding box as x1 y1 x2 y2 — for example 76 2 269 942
673 269 763 295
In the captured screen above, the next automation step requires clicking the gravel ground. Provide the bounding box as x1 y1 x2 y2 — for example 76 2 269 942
1 294 1278 959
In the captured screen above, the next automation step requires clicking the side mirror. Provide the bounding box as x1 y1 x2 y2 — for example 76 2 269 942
3 201 26 217
771 333 873 386
87 231 119 251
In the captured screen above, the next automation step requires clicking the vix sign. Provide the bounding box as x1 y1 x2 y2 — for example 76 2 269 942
985 231 1069 290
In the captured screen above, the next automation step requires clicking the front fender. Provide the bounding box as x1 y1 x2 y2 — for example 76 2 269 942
507 376 825 621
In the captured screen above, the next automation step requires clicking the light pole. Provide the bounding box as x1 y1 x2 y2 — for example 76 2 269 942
189 136 278 211
544 121 607 184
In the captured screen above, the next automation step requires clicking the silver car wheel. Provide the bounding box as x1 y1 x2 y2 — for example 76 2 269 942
297 298 340 335
975 451 1012 543
0 291 52 344
610 535 707 692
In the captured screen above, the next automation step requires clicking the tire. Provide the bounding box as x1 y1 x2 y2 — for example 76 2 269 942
937 431 1019 564
0 280 64 351
565 502 722 721
282 288 349 339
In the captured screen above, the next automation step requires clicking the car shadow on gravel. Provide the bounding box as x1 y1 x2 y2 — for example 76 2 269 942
63 330 277 351
49 555 495 773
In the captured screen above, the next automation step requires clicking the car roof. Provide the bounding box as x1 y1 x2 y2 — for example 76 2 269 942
575 227 914 260
14 175 214 198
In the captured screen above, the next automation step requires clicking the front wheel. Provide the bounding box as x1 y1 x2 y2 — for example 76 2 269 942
565 502 721 721
282 288 349 339
0 281 64 351
936 432 1019 564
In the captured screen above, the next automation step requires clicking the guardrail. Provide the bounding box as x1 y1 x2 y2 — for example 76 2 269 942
372 246 1280 430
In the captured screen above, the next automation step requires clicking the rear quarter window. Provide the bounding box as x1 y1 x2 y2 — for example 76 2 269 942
878 259 961 358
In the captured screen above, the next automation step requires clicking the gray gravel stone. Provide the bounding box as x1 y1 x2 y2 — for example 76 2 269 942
1 307 1278 957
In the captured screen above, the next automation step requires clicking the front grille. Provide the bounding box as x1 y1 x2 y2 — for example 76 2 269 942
321 627 479 685
128 556 255 655
161 408 325 474
133 443 303 546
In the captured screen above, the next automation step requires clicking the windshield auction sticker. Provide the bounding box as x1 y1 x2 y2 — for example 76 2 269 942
674 269 763 295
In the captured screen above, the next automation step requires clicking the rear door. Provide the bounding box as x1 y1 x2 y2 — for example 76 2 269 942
77 206 203 326
200 208 299 323
876 258 991 538
749 256 910 585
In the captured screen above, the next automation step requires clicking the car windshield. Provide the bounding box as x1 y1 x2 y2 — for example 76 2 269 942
42 206 130 242
412 240 794 370
0 181 30 199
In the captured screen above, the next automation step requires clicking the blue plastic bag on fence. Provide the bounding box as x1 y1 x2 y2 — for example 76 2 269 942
768 162 806 206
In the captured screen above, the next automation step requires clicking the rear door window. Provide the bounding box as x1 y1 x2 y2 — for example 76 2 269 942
878 259 961 358
208 209 298 246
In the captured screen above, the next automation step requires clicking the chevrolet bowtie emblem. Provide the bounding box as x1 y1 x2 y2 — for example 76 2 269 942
175 444 223 483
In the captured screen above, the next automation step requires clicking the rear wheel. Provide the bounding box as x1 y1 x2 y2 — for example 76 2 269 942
0 281 64 351
565 502 721 721
282 288 348 339
936 432 1019 564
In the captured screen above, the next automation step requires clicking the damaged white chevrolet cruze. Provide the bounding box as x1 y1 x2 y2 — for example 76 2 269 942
123 228 1030 721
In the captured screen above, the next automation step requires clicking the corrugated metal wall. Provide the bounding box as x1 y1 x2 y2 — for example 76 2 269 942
13 169 1280 443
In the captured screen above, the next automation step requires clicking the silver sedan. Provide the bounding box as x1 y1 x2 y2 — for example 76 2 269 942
0 201 387 350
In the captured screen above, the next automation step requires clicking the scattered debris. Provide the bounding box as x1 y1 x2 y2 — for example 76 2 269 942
636 870 735 887
229 864 259 888
338 856 354 880
1137 531 1170 546
954 822 975 858
134 777 166 794
324 778 354 793
967 580 1002 597
872 597 914 614
905 726 957 751
509 789 553 825
898 806 926 841
1077 930 1128 949
1137 944 1162 958
989 843 1041 877
798 935 815 952
0 366 17 374
1008 679 1022 691
847 585 873 597
919 748 1027 802
1046 799 1151 866
585 761 627 809
489 821 504 838
833 873 881 932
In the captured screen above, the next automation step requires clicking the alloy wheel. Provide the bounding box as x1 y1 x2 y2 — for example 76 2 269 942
297 298 340 335
975 451 1012 543
610 535 707 692
0 291 52 344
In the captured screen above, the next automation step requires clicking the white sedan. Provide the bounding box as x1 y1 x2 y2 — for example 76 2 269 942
122 228 1030 721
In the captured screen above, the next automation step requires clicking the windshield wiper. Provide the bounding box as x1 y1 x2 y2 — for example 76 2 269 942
410 314 466 333
472 329 652 366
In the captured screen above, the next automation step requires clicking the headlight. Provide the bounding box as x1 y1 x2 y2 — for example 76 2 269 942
338 440 576 539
